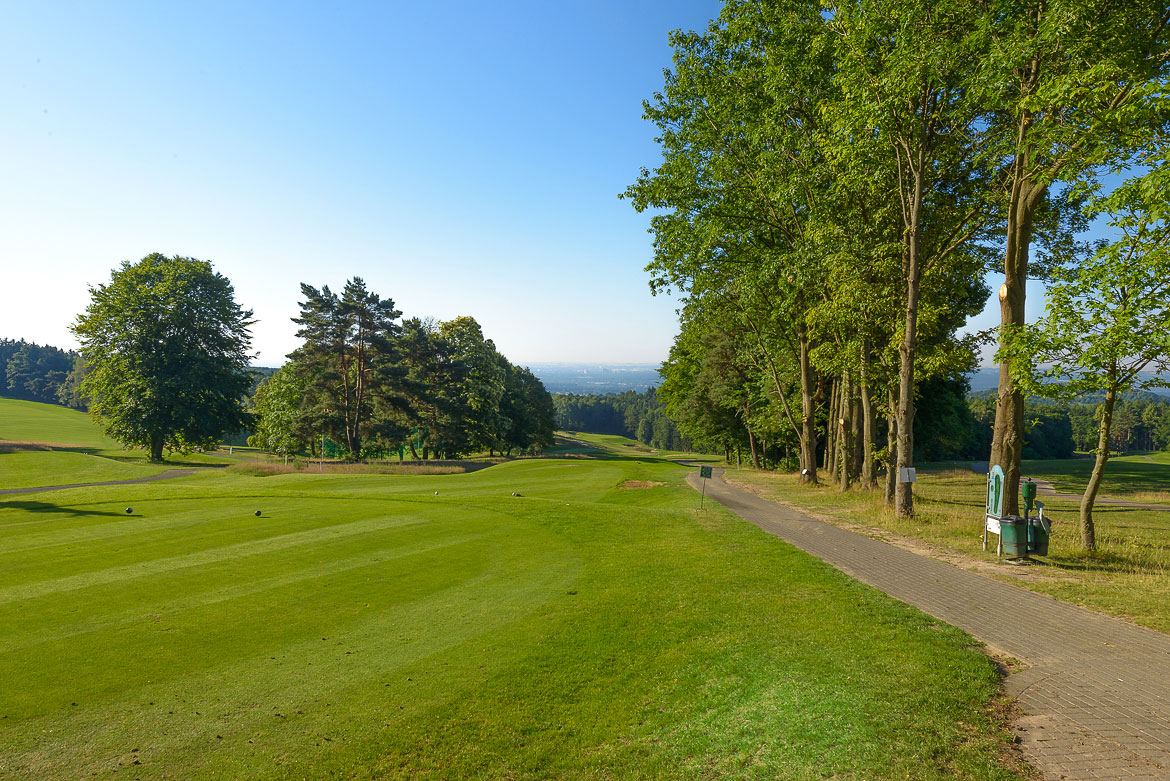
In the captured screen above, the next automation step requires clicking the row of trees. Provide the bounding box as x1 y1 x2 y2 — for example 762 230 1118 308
970 394 1170 459
0 339 87 408
627 0 1170 548
553 389 692 452
248 278 556 460
67 256 553 462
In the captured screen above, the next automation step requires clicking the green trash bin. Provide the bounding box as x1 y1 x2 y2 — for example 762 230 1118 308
1028 516 1051 557
1000 516 1028 557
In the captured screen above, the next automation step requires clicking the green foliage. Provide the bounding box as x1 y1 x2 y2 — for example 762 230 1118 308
288 277 406 459
70 253 254 462
0 340 78 406
276 289 554 461
553 388 691 452
247 366 310 457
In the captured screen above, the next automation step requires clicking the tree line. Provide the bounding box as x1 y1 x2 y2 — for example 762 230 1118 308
56 254 553 462
553 389 693 453
249 278 556 460
0 339 87 408
626 0 1170 549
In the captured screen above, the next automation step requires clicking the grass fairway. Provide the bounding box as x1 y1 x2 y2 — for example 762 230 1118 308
0 454 1023 779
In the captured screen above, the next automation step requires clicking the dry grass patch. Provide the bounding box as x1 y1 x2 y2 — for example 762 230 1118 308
619 479 666 489
229 461 475 477
0 440 92 452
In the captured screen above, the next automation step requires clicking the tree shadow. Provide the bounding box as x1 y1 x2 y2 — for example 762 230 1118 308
0 500 128 518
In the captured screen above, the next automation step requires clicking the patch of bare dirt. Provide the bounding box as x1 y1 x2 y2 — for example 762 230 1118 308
619 480 666 490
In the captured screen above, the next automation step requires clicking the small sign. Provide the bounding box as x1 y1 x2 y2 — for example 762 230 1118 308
699 466 713 479
985 515 1001 535
986 465 1005 517
898 467 916 483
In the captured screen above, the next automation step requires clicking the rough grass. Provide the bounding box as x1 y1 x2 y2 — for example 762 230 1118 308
228 461 471 477
0 453 1026 779
726 462 1170 635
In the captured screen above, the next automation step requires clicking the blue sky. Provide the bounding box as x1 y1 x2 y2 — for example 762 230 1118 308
2 1 725 365
2 1 1076 369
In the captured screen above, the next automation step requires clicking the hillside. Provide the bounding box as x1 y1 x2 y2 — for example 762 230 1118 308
0 397 117 448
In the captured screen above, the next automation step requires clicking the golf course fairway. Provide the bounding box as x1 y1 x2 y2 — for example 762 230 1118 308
0 451 1024 779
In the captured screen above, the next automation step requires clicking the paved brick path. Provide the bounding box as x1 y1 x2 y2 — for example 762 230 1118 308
691 469 1170 780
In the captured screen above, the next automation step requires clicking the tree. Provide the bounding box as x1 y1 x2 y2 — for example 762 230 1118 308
826 0 996 516
288 278 405 459
55 354 90 410
440 316 508 455
625 0 836 484
1006 165 1170 549
248 365 311 458
71 253 254 462
5 342 73 403
981 0 1170 514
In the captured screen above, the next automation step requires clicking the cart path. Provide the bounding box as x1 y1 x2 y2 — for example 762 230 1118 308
1032 478 1170 512
690 468 1170 781
0 469 200 495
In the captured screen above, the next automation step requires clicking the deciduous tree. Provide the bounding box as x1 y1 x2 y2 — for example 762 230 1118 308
71 253 254 462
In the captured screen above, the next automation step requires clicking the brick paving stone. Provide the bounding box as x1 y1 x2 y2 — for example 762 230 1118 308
692 469 1170 780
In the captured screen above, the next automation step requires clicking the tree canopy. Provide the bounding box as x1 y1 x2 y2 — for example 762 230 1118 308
71 253 254 461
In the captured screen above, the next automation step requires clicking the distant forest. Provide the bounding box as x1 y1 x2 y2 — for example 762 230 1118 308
555 377 1170 465
554 389 694 453
0 339 87 409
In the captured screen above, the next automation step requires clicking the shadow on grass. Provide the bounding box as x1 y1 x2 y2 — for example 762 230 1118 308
0 500 128 518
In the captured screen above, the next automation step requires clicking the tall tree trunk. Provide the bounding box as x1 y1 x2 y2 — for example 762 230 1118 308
896 234 923 518
1080 383 1119 552
839 378 854 491
797 321 819 484
885 385 898 506
861 374 877 490
746 404 761 469
149 432 164 463
851 379 863 485
990 100 1046 517
825 378 839 473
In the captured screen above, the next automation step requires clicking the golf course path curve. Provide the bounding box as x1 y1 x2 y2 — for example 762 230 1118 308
0 468 199 495
1032 478 1170 512
690 468 1170 781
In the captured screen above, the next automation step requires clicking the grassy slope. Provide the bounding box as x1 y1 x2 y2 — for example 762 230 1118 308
0 455 1023 779
0 450 170 490
0 398 226 474
0 398 117 448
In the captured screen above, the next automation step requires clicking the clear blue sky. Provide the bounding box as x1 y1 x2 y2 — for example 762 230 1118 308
2 1 723 366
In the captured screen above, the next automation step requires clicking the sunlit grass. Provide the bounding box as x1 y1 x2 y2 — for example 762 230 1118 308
0 450 1026 778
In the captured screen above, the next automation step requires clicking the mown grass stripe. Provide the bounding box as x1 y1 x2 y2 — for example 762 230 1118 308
0 533 488 654
0 514 428 605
